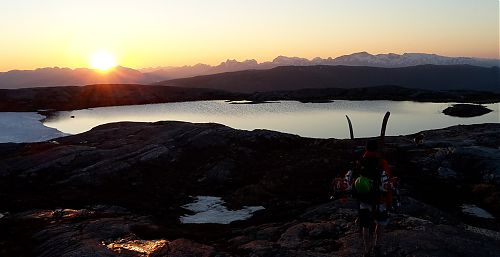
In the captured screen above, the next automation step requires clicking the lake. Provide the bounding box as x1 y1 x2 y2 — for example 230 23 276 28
44 100 499 138
1 100 498 143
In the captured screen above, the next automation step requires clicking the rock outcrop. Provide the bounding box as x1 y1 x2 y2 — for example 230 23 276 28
443 104 493 117
1 121 499 256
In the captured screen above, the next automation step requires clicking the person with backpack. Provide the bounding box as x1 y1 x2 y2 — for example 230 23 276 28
353 139 393 257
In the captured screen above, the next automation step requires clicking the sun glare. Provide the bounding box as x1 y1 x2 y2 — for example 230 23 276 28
90 51 117 71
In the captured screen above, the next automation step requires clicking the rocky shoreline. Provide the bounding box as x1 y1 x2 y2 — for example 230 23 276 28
1 122 499 256
1 85 499 112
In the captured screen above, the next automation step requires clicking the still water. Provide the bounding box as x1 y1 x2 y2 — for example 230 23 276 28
42 100 499 139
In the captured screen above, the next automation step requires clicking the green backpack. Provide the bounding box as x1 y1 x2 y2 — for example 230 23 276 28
354 176 373 194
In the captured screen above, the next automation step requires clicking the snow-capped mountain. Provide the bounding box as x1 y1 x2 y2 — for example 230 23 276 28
325 52 500 67
144 52 499 80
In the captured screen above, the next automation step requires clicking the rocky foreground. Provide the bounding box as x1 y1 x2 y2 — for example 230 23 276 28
0 122 499 257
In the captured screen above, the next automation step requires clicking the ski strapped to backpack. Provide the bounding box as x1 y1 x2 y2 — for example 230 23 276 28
330 115 355 200
346 115 354 140
331 112 400 209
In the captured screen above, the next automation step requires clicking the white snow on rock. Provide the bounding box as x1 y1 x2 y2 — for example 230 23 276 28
461 204 495 219
180 196 265 224
0 112 67 143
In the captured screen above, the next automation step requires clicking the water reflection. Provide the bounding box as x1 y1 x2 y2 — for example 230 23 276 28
43 100 499 139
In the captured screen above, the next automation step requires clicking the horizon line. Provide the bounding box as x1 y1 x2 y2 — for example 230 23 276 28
1 51 499 73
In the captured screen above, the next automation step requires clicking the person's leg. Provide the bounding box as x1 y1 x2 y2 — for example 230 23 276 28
373 204 389 254
374 223 384 248
359 203 374 256
362 226 372 256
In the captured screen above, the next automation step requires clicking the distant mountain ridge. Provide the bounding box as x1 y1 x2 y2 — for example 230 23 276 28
0 66 163 89
1 52 498 89
144 52 500 80
158 65 500 93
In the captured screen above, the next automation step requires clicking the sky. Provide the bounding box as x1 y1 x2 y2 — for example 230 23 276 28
0 0 498 71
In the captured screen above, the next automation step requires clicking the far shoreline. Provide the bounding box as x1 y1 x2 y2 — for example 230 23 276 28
0 84 499 113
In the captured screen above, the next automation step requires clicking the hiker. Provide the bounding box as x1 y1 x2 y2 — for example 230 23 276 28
353 139 393 257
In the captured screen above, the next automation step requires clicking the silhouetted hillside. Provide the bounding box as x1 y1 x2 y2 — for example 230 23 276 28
0 84 232 111
158 65 500 93
0 66 161 89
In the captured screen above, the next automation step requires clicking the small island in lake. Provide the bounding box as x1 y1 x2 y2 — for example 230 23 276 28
443 104 493 117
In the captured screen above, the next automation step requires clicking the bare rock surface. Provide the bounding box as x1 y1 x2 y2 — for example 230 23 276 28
1 121 499 256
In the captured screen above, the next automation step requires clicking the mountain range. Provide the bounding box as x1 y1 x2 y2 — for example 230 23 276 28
1 52 498 89
158 65 500 93
0 66 159 89
145 52 500 80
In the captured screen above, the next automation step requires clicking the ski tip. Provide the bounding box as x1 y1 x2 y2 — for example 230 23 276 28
380 111 391 138
345 115 354 140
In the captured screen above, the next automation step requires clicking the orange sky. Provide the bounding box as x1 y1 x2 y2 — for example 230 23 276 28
0 0 498 71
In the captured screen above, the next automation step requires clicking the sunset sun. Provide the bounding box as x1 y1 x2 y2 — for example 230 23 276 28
90 51 117 71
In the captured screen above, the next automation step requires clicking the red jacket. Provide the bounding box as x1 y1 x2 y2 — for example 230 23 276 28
362 150 393 207
362 150 391 177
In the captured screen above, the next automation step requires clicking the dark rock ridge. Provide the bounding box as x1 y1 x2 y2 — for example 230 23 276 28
244 86 500 104
158 65 500 93
443 104 493 117
0 84 234 112
0 122 499 256
1 84 499 112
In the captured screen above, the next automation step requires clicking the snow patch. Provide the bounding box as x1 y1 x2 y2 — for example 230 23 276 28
461 204 495 219
0 112 67 143
180 196 265 224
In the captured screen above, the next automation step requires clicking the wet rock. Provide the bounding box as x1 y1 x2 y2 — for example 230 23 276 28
107 238 168 256
0 207 152 257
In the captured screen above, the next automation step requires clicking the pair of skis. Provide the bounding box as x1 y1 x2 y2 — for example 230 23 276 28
345 111 391 144
330 112 395 202
345 111 401 209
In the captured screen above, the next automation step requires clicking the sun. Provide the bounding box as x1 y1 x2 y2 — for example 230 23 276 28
90 51 117 71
